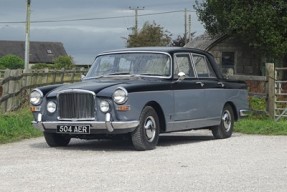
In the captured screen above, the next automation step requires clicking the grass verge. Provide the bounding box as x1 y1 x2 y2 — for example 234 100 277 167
235 116 287 135
0 107 42 144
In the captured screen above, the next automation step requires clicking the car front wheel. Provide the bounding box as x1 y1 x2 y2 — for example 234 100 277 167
131 106 160 151
44 132 71 147
212 104 234 139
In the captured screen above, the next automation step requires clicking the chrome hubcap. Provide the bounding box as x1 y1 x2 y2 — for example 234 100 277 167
144 116 156 142
222 110 232 132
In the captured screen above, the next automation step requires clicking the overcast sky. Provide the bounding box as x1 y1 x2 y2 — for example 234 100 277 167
0 0 205 64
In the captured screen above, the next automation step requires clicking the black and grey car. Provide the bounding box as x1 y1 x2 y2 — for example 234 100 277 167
30 47 249 150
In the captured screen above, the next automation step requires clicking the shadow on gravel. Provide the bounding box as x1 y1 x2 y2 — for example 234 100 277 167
30 139 135 152
158 135 214 147
30 133 215 151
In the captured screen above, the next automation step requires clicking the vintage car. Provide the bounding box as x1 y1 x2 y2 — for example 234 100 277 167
30 47 249 150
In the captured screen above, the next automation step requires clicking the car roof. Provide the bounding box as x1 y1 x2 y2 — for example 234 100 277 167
101 47 210 55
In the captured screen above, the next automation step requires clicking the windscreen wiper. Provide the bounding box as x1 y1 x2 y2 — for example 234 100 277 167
107 72 131 75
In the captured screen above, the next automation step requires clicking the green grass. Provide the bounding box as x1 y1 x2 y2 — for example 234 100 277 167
235 96 287 135
235 116 287 135
0 107 42 144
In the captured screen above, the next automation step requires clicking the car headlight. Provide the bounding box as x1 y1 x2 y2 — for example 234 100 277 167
30 89 43 105
47 101 57 113
100 100 110 113
113 87 128 104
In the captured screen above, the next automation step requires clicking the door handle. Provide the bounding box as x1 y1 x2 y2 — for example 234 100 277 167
196 82 204 87
217 82 225 87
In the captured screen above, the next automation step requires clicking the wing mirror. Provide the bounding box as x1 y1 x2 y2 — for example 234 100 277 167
177 72 186 81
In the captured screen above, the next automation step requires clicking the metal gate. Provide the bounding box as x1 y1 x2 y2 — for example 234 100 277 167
275 68 287 121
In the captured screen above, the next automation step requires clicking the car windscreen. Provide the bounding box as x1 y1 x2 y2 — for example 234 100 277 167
85 53 171 78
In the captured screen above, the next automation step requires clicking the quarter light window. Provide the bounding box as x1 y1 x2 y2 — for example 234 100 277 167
193 55 216 78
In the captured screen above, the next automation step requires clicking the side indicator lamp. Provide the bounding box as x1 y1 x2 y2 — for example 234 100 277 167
31 106 41 112
116 105 130 111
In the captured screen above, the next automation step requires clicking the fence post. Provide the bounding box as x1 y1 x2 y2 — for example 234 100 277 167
60 68 65 83
44 68 49 84
266 63 275 119
71 69 75 83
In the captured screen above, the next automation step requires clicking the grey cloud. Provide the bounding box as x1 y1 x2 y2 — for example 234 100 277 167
0 0 205 64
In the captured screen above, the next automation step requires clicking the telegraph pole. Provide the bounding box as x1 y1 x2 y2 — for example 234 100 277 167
24 0 31 71
188 14 191 43
129 6 144 35
184 8 188 44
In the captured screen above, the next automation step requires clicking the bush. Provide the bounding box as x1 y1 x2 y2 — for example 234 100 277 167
30 56 75 70
249 96 266 111
0 55 24 69
54 55 75 69
0 107 42 144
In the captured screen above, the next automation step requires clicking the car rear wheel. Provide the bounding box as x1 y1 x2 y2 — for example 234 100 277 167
212 104 234 139
131 106 160 151
44 132 71 147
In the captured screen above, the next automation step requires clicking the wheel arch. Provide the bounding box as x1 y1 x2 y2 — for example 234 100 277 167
145 101 166 133
225 101 238 121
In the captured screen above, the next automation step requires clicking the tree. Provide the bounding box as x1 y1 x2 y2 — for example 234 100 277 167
0 55 24 69
194 0 287 60
126 21 172 47
54 56 75 69
172 32 196 47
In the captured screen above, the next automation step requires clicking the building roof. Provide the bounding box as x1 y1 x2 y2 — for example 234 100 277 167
0 40 68 64
185 32 228 51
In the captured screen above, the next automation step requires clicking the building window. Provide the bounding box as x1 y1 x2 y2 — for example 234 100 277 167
222 52 234 66
47 49 53 54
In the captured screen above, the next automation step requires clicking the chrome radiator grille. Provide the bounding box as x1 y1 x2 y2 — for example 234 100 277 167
58 90 95 120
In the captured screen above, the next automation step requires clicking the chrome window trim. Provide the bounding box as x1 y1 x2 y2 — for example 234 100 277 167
173 52 196 79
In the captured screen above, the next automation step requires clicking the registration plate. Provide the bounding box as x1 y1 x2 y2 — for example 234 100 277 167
57 125 90 134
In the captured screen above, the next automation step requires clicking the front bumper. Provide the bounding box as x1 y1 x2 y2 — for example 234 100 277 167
32 112 139 133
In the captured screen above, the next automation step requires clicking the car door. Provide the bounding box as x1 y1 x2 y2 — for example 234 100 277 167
170 53 206 131
192 54 225 123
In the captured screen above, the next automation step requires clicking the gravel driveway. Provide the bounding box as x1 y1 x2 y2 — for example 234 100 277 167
0 131 286 192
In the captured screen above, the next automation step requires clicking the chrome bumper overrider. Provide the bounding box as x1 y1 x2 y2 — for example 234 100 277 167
32 113 139 133
239 109 250 117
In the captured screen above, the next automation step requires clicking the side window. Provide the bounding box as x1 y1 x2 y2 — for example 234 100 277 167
174 54 195 78
192 55 216 78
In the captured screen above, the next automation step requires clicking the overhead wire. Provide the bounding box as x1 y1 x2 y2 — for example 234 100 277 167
0 10 195 24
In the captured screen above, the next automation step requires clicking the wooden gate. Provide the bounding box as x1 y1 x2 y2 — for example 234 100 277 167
274 68 287 121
